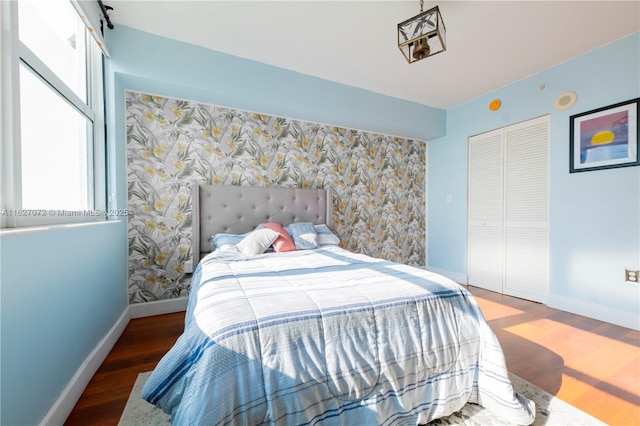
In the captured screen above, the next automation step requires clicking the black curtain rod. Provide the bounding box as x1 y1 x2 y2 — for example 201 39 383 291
98 0 114 30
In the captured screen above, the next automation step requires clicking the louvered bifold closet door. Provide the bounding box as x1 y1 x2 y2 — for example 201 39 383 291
504 116 549 303
468 129 504 293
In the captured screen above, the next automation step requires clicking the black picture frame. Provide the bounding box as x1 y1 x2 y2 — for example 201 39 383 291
569 98 639 173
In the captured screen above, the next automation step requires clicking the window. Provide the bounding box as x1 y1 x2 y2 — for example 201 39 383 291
1 0 106 228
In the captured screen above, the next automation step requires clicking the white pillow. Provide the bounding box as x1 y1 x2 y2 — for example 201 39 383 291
236 228 280 256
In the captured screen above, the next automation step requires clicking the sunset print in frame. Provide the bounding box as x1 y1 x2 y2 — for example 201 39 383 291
570 98 639 173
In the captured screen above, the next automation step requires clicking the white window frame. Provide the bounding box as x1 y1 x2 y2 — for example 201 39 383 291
1 0 106 229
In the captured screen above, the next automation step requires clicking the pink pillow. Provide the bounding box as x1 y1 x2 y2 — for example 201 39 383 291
259 222 296 252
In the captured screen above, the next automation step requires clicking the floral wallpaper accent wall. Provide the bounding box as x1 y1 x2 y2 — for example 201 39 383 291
126 91 427 303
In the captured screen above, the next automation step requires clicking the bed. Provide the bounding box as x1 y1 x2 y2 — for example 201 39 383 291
142 184 535 425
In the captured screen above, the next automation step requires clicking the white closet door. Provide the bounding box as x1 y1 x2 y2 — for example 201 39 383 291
468 129 503 293
504 116 549 302
468 116 549 302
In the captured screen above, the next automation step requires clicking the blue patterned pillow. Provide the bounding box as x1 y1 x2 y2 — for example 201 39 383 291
314 224 340 246
211 233 246 251
287 222 318 250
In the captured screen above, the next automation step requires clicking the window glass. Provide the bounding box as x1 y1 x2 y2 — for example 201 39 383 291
18 0 87 102
19 63 90 210
2 0 105 227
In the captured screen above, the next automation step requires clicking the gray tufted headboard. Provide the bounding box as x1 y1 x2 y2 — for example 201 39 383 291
192 184 333 262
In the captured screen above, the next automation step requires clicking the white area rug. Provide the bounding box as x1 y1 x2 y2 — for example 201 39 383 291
119 371 605 425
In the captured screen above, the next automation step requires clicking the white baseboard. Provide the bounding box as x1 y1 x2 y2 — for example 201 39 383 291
38 298 188 425
39 307 131 426
129 297 188 319
424 266 468 285
547 293 640 331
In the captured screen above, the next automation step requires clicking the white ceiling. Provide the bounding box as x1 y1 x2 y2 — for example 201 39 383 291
108 1 640 110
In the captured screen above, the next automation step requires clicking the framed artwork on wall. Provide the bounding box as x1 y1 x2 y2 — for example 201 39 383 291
569 98 639 173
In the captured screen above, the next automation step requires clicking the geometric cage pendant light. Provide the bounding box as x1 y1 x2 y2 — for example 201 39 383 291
398 0 446 63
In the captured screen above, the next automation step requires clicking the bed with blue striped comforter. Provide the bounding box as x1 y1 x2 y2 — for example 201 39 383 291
142 246 535 425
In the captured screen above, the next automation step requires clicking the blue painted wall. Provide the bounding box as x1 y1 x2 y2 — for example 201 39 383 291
428 33 640 329
106 25 445 144
0 222 128 425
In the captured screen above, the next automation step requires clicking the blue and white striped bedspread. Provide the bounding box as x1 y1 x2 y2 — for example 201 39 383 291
142 246 535 425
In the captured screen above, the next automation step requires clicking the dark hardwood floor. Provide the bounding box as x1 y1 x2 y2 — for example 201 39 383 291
64 313 185 426
65 286 640 425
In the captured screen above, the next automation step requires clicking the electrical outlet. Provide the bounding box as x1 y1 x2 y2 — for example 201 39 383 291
625 269 639 283
184 260 194 274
